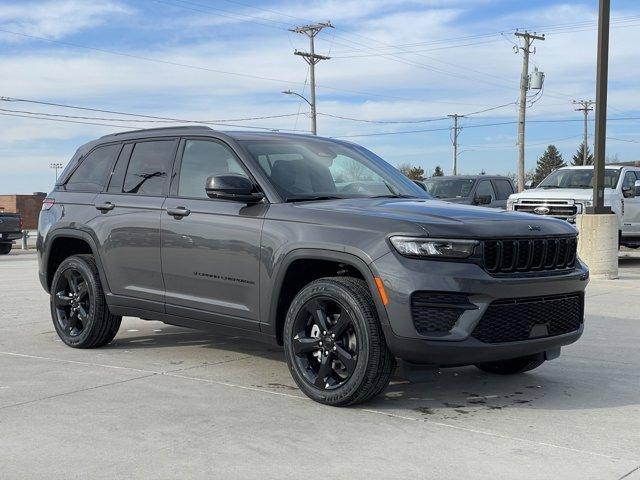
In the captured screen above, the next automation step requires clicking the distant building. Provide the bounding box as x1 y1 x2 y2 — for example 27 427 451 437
614 161 640 167
0 193 46 229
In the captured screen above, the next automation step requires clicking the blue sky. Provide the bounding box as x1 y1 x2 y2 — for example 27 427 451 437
1 0 639 193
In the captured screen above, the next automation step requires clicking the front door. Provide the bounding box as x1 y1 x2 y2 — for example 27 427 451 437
474 180 502 208
621 171 640 236
161 138 266 330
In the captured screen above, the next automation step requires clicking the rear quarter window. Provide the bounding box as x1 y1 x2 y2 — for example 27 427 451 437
64 144 120 192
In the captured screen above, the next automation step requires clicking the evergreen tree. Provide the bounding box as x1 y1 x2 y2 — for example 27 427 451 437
571 142 594 166
533 145 566 184
433 166 444 177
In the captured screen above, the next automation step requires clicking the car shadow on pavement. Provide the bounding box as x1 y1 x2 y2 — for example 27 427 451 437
105 324 637 417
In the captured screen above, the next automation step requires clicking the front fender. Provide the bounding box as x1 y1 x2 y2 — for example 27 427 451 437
261 247 390 341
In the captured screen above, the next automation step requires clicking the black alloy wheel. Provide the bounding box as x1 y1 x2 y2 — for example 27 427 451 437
283 277 395 406
291 296 359 390
53 268 91 337
50 255 122 348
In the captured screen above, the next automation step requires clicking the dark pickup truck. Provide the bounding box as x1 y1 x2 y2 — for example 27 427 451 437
0 212 22 254
416 175 515 209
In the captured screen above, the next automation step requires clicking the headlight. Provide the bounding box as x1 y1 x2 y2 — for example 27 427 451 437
506 199 516 211
390 236 478 259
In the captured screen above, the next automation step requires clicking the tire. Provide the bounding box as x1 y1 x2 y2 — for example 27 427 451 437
475 354 545 375
50 254 121 348
283 277 395 406
0 243 12 255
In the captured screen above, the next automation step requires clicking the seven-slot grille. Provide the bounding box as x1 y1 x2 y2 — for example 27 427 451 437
482 237 577 275
471 292 584 343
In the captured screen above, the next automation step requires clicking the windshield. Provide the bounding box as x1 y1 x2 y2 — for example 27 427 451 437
423 178 475 198
538 168 621 189
238 137 430 201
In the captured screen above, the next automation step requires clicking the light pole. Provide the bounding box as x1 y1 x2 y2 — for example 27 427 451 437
282 90 314 134
50 163 63 181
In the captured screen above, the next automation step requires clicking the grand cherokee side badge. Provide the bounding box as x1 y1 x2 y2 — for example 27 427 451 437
528 225 542 231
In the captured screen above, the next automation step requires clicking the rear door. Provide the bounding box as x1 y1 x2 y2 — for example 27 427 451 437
93 138 178 308
161 137 266 330
621 170 640 236
492 178 515 209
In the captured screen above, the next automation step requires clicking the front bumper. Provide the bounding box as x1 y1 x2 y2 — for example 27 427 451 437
372 251 589 365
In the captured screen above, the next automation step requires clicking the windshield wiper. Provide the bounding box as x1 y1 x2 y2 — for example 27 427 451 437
540 185 561 189
371 194 418 199
284 195 344 202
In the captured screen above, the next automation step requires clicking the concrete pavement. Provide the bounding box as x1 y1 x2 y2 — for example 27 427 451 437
0 251 639 479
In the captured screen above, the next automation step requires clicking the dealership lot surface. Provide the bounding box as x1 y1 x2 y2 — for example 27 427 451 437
1 251 639 479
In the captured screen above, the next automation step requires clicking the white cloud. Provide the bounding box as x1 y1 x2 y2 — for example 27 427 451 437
0 0 132 41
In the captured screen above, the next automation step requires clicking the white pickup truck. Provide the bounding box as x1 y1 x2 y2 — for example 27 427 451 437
507 165 640 249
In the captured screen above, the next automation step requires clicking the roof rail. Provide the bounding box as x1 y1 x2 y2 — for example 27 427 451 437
100 125 214 138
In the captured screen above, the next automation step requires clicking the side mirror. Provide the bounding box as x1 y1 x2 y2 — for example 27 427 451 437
205 174 264 203
524 180 535 190
474 195 492 205
635 180 640 197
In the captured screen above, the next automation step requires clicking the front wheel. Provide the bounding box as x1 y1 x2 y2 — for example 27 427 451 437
50 254 121 348
475 354 545 375
283 277 395 406
0 243 12 255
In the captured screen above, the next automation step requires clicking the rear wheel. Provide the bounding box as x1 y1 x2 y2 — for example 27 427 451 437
475 354 545 375
0 243 12 255
283 277 395 406
50 254 121 348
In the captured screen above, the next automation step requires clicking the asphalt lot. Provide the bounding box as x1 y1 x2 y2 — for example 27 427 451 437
1 251 639 480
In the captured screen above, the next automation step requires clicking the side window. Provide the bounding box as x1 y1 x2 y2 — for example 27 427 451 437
476 180 496 201
65 144 119 192
178 140 249 199
622 171 638 190
123 140 176 196
493 179 515 200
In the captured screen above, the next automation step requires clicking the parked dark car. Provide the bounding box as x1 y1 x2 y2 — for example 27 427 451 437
417 175 515 209
0 212 22 254
38 127 588 406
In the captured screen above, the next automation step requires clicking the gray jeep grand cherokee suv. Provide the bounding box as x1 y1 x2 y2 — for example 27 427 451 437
38 126 588 406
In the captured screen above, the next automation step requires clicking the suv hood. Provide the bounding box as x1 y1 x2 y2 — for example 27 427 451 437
294 198 576 238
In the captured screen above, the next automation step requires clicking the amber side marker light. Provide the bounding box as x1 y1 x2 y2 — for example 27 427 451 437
374 277 389 306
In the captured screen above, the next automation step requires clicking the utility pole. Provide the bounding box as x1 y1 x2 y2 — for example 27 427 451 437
515 30 545 191
290 22 333 135
49 163 63 181
448 114 463 175
590 0 611 214
573 100 595 165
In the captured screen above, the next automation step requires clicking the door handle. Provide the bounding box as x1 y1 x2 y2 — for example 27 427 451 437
167 207 191 218
95 202 115 212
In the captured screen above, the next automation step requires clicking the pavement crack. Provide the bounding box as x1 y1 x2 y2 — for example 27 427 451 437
0 374 156 411
618 464 640 480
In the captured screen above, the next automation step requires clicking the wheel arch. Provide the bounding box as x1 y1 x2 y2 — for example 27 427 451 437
267 249 389 345
44 229 110 294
